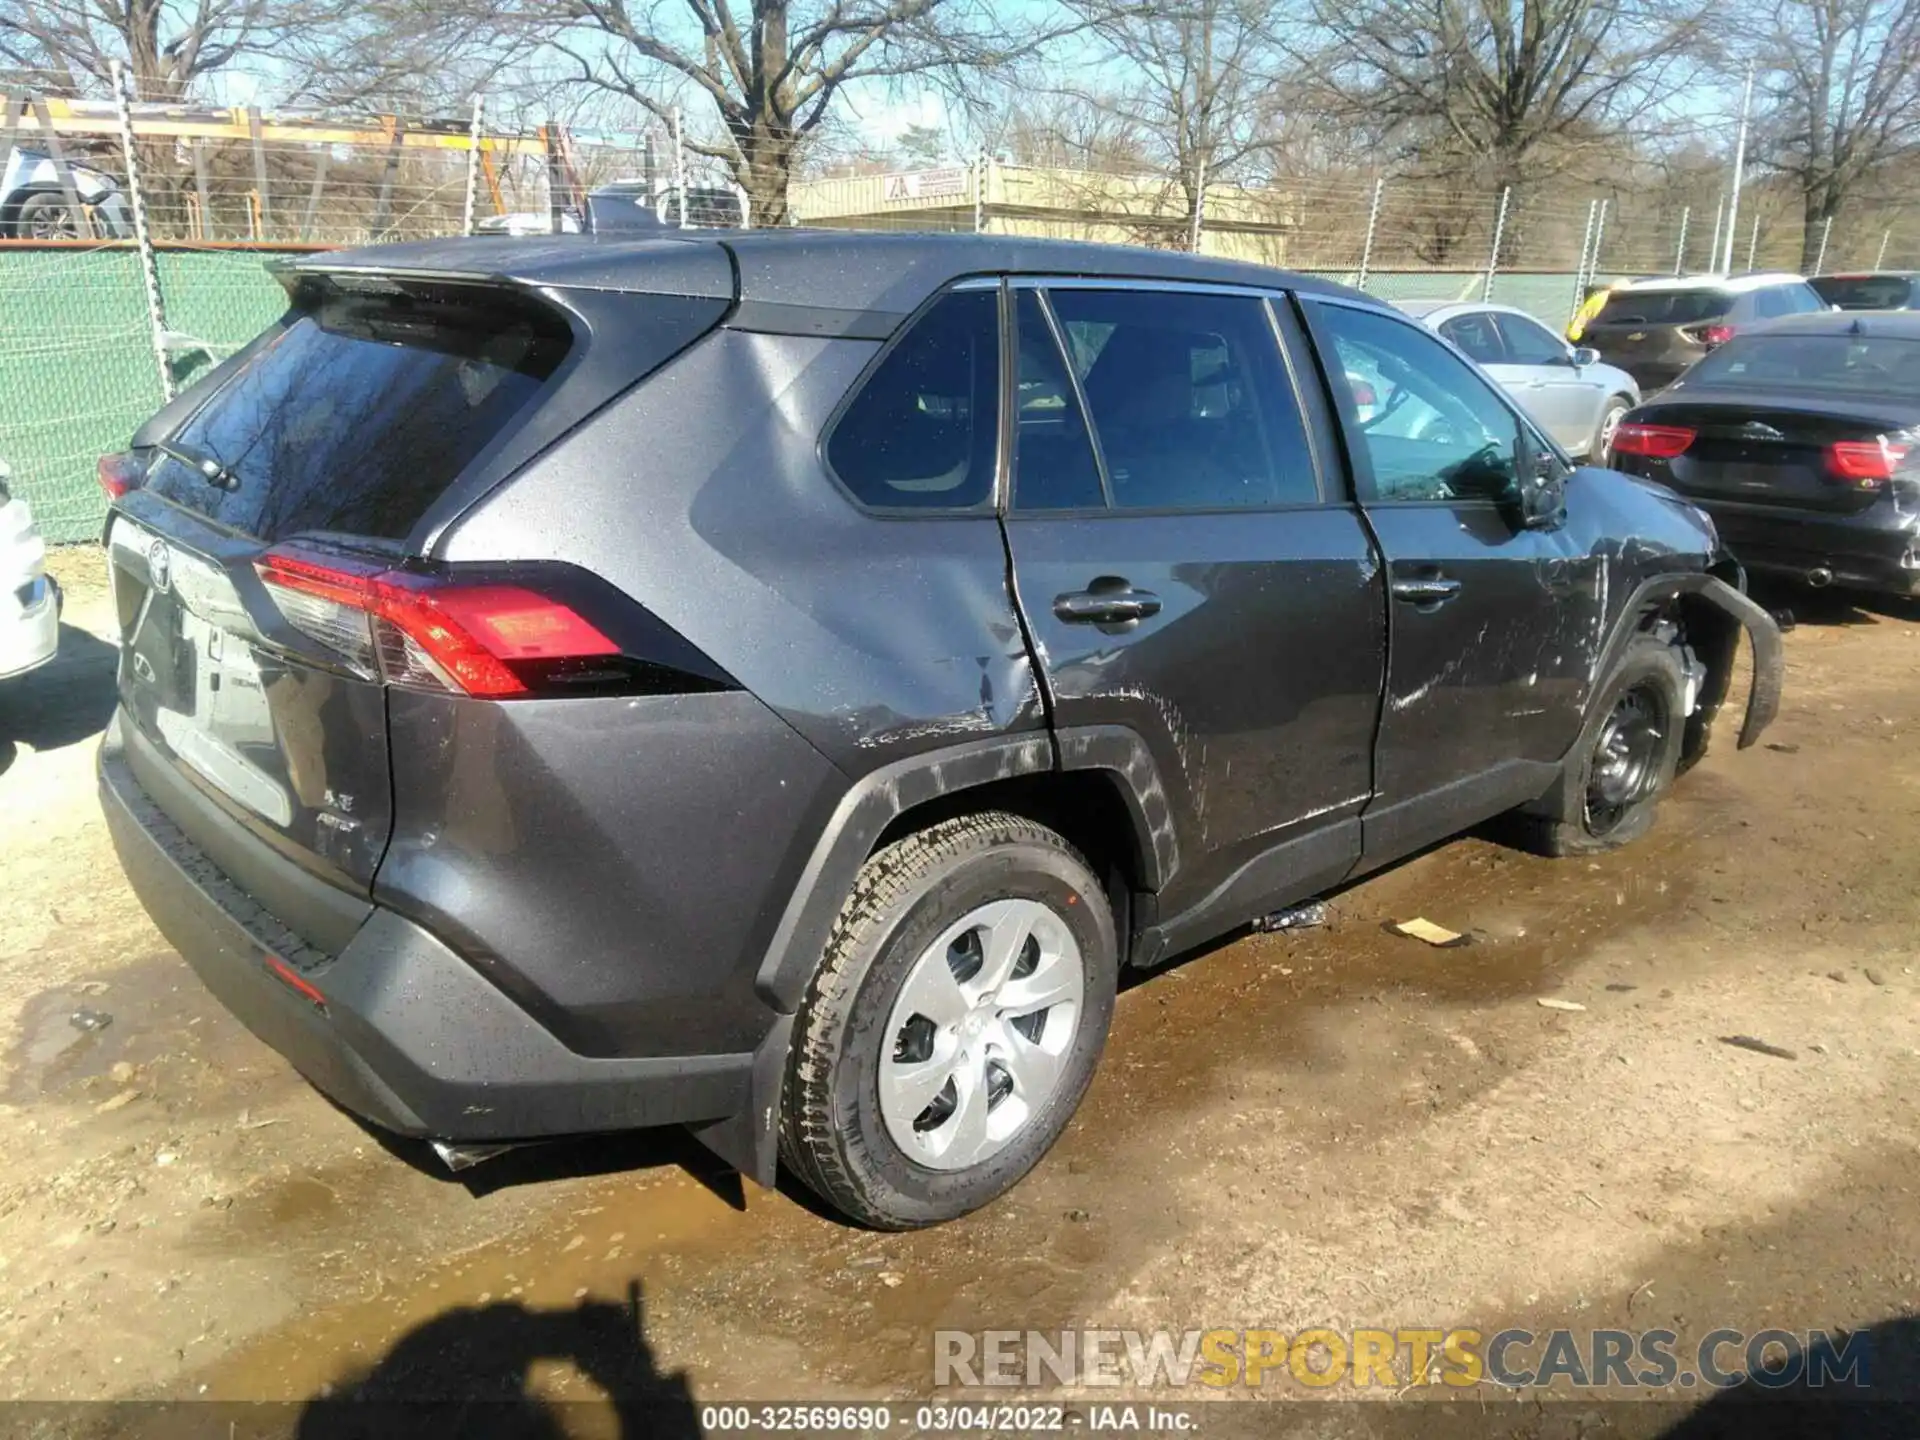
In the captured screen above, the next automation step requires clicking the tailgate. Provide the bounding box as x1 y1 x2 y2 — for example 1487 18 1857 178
1586 322 1689 372
107 506 394 928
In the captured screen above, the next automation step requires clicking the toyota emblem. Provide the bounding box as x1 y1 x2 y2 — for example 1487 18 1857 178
147 538 172 593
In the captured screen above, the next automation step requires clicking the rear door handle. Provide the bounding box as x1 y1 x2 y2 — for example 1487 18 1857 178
1390 576 1463 606
1054 587 1162 625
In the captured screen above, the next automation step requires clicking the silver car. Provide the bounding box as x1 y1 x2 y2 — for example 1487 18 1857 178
1393 300 1641 460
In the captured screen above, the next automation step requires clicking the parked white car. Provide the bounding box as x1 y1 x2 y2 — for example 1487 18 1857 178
0 463 59 680
1393 300 1642 460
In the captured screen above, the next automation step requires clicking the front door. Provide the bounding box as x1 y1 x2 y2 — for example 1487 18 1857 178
1001 282 1385 926
1301 298 1601 863
1492 310 1602 451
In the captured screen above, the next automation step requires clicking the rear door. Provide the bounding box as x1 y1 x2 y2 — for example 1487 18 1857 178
105 279 613 938
1001 281 1385 923
1299 297 1599 862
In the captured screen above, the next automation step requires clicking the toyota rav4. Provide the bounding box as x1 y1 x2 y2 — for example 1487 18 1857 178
98 233 1783 1229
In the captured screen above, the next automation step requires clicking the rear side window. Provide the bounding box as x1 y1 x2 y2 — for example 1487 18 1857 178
1438 312 1504 364
1046 288 1318 509
1595 289 1731 326
827 289 1000 510
1755 286 1798 320
147 281 572 541
1812 275 1914 310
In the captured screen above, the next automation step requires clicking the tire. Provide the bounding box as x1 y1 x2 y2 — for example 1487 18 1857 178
13 190 90 240
1591 396 1632 465
779 812 1118 1229
1508 634 1687 857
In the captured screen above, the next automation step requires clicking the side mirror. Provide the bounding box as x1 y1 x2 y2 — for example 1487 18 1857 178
1512 430 1568 530
1570 346 1601 368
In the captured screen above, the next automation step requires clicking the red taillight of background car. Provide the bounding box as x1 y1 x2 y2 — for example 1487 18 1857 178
1682 323 1736 347
1826 439 1910 488
97 452 143 500
255 545 619 698
1611 423 1698 460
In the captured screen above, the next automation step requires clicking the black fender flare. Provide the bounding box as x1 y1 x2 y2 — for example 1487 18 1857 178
1590 570 1783 751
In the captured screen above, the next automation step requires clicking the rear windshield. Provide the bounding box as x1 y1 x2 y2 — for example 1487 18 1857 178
1810 275 1913 310
144 280 571 541
1594 289 1731 326
1685 333 1920 394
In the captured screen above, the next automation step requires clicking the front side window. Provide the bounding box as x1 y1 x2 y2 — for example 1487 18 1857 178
1438 312 1505 365
1311 303 1522 504
1755 287 1796 320
1495 313 1571 366
826 289 1000 510
1044 288 1318 509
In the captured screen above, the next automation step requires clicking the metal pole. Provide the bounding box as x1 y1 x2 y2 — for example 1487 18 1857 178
300 146 328 241
1746 213 1761 272
1877 228 1892 269
1356 177 1384 290
191 140 211 239
1813 215 1833 275
248 105 271 234
1589 199 1610 286
1569 198 1599 324
1482 185 1512 301
1707 197 1725 274
1187 150 1208 253
973 151 987 234
672 107 688 228
110 62 174 403
1674 206 1691 275
462 96 484 237
1722 63 1754 272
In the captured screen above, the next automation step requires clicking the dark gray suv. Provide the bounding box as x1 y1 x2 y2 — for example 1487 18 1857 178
98 233 1782 1228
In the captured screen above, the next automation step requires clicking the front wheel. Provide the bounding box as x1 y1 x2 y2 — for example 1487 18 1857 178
1591 397 1632 466
779 813 1117 1229
1507 635 1687 857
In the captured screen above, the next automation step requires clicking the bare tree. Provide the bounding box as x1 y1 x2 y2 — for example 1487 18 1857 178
1752 0 1920 270
1306 0 1713 190
1061 0 1290 222
0 0 291 97
515 0 1045 224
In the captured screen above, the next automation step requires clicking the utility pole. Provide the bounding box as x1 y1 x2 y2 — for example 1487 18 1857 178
1722 63 1755 273
1674 206 1691 275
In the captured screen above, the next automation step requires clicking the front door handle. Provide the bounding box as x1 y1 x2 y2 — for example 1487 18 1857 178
1054 586 1162 625
1390 576 1463 606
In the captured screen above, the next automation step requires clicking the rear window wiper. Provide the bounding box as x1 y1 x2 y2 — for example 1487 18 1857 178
156 439 241 493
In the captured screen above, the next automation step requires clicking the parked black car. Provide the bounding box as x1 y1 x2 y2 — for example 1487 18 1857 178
1581 274 1829 390
1609 310 1920 597
1810 272 1919 312
96 234 1782 1228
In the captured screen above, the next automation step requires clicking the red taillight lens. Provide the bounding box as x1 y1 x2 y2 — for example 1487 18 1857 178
1611 423 1697 460
1683 323 1736 346
98 452 142 500
1826 439 1909 488
1351 380 1378 408
255 546 618 698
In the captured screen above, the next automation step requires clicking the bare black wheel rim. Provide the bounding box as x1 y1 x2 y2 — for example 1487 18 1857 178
1585 683 1667 835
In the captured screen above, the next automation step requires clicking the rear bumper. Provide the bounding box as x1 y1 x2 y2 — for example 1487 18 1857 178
1692 502 1920 596
100 721 756 1142
0 573 58 679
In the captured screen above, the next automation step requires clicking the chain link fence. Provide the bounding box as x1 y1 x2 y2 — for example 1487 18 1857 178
3 85 1915 541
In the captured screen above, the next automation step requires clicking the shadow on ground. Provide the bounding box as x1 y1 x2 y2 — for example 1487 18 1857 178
295 1281 702 1439
0 621 117 775
1746 577 1920 631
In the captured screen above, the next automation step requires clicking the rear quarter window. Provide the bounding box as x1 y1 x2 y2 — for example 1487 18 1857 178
145 280 571 542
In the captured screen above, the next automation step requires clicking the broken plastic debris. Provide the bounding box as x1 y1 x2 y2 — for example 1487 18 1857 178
1536 998 1587 1012
70 1009 112 1032
1255 901 1328 933
1392 917 1466 947
1720 1035 1798 1061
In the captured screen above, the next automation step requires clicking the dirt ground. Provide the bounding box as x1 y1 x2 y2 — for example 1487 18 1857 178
3 547 1918 1432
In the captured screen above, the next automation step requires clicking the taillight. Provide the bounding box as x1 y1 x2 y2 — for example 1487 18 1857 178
1682 323 1736 347
1611 423 1697 460
255 545 619 698
1826 439 1909 488
98 452 143 500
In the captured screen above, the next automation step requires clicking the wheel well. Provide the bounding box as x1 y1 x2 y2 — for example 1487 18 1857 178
868 770 1150 926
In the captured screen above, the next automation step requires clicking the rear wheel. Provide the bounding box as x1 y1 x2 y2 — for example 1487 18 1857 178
13 190 92 240
779 813 1116 1229
1508 634 1686 856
